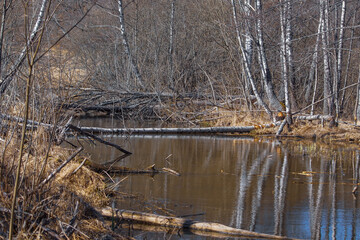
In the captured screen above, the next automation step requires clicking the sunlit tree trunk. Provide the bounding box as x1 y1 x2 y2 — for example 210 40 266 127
231 0 273 119
118 0 144 89
242 0 253 67
255 0 283 112
320 0 334 116
279 0 291 124
284 0 298 111
333 0 346 120
168 0 175 91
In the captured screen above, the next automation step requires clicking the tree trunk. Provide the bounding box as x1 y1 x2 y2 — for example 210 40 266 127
333 0 346 120
168 0 176 91
231 0 273 119
117 0 144 89
255 0 283 112
279 0 292 125
320 0 334 116
0 0 48 97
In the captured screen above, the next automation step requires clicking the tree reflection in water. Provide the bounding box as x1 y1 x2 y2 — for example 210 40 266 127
80 133 360 239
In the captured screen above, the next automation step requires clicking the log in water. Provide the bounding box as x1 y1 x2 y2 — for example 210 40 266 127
99 207 298 239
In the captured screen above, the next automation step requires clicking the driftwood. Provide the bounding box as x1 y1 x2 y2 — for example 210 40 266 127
99 207 298 240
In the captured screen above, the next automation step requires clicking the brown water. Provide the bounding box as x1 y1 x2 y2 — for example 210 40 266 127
72 118 360 239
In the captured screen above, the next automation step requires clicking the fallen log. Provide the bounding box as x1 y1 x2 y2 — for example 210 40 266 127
99 207 298 239
74 123 279 135
294 114 333 121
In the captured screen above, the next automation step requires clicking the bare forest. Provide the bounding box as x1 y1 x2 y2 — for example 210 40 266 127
1 0 360 238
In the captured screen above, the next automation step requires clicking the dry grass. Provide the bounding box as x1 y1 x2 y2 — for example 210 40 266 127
207 109 360 145
0 127 114 239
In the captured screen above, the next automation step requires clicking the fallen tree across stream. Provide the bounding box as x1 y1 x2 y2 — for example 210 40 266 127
98 207 298 239
73 122 280 135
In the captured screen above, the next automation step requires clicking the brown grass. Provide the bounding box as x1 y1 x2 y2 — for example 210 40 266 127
0 127 114 239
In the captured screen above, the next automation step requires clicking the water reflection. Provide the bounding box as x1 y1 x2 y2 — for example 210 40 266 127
73 134 360 239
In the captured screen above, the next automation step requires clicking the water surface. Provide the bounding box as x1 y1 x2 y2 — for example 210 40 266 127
73 118 360 239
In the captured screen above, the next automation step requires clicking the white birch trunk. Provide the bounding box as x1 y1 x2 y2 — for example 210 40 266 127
0 0 48 96
283 0 298 111
231 0 273 119
255 0 283 112
279 0 291 121
320 0 333 115
242 0 253 67
118 0 144 89
168 0 175 91
334 0 346 119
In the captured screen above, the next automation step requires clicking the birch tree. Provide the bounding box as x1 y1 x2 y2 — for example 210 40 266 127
333 0 346 120
320 0 334 116
0 0 48 97
118 0 144 89
279 0 293 125
255 0 283 112
168 0 175 91
231 0 273 119
241 0 253 67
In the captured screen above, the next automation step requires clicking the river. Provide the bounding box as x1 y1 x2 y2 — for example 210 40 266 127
72 117 360 239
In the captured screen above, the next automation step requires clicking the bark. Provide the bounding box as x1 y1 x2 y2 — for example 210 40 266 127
333 0 346 119
231 0 273 119
320 0 334 116
241 0 253 67
117 0 144 89
279 0 291 117
0 0 48 97
99 207 296 239
255 0 283 112
168 0 175 90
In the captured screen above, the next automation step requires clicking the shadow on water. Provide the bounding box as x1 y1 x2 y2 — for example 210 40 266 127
70 120 360 239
